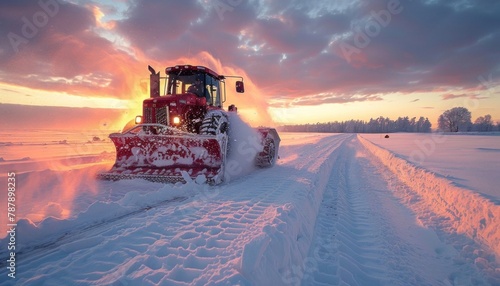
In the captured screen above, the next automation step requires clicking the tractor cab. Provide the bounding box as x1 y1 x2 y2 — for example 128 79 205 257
165 65 222 107
138 65 244 133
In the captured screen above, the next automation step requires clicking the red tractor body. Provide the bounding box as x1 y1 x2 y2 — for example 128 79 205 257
99 64 279 184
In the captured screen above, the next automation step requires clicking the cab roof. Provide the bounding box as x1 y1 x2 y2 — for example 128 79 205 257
165 65 224 80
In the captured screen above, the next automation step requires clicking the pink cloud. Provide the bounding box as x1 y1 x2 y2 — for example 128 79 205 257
441 93 487 100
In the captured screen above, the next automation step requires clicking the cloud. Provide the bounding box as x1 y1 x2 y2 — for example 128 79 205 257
441 93 488 100
441 93 469 100
0 0 147 100
270 92 383 107
1 0 499 118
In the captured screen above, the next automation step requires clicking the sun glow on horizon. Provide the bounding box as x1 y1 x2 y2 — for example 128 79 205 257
0 82 130 110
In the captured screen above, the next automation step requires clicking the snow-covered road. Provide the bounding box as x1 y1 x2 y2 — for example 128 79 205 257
1 133 498 285
302 137 490 285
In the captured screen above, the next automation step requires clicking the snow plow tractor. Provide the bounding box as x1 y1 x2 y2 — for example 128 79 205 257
98 64 280 185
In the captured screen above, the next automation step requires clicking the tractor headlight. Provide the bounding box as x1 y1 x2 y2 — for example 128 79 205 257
135 116 142 124
173 116 180 125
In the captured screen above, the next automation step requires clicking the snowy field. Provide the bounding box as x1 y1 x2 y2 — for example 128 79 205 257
360 133 500 204
0 131 499 285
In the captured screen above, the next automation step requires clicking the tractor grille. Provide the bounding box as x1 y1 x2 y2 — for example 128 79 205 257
156 106 169 125
144 107 153 123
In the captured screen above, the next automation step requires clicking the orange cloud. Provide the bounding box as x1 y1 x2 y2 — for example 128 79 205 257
91 5 116 30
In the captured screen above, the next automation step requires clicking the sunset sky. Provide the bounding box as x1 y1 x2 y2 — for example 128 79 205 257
0 0 499 130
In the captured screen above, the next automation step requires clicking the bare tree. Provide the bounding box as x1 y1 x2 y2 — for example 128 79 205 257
473 114 494 131
438 107 471 132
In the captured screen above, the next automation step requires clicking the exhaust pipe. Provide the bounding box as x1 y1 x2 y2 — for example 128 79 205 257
148 65 160 98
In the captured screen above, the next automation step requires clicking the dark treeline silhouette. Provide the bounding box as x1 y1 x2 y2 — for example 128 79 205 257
280 116 432 133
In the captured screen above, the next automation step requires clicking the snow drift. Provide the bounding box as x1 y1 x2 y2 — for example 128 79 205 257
358 135 500 262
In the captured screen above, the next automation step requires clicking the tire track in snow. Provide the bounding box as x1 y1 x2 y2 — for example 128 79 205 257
6 196 188 260
174 133 352 285
140 133 352 285
301 137 390 286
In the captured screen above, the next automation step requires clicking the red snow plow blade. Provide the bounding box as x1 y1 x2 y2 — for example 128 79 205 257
98 124 227 184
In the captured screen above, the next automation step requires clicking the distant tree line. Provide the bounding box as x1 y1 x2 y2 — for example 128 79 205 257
279 107 499 133
280 116 432 133
437 107 500 132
